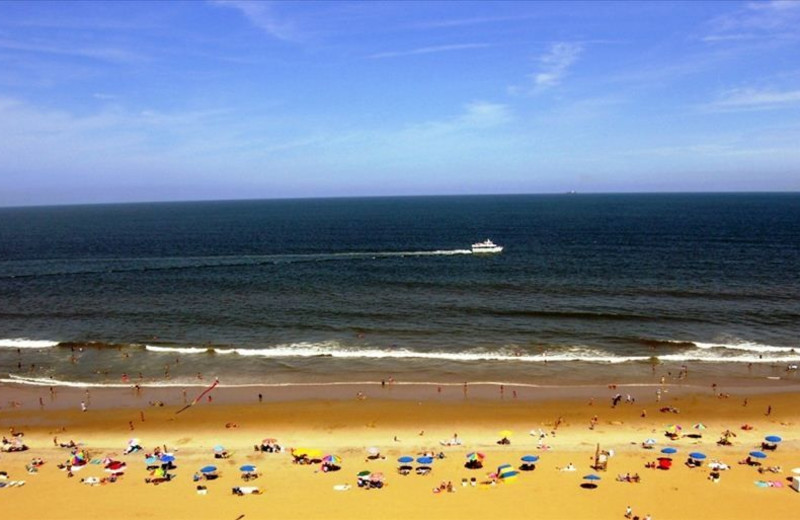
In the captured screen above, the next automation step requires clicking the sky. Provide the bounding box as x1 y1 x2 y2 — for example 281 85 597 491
0 0 799 206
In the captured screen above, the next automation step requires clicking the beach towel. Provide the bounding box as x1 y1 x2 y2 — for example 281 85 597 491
333 484 351 491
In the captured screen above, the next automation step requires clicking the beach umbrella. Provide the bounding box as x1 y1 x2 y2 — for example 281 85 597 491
689 452 707 460
367 447 379 456
764 435 782 443
213 445 225 453
160 454 175 464
128 438 140 446
498 430 513 438
322 455 341 465
643 438 657 445
262 438 277 444
661 447 678 455
144 456 159 466
239 465 257 473
583 474 601 481
749 451 767 459
665 425 682 434
397 456 414 464
521 455 539 463
693 423 707 430
200 465 217 474
792 468 800 476
416 456 434 465
466 452 485 461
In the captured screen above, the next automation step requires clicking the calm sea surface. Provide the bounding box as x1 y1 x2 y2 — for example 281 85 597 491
1 194 799 387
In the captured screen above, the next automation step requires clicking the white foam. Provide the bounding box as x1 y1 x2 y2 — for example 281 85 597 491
694 341 797 354
0 338 59 349
145 345 210 354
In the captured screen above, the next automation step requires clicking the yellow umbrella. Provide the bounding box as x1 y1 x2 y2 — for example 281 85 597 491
499 430 513 438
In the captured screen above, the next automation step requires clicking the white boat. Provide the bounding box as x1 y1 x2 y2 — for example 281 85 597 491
471 239 503 254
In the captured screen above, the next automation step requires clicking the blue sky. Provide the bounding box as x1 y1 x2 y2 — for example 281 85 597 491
1 1 799 206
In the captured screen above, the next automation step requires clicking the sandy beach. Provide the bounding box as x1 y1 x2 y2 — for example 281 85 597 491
1 381 798 520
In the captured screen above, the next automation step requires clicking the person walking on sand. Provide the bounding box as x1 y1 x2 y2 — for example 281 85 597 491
80 401 87 412
625 506 633 519
766 405 772 416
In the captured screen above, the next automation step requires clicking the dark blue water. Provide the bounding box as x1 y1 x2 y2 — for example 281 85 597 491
1 194 799 386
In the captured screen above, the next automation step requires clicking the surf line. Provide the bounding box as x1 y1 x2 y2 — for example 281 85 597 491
176 377 219 415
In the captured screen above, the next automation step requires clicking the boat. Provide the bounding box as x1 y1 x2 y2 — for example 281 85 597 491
471 239 503 254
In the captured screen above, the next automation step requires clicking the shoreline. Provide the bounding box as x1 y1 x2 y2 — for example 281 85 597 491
3 373 799 412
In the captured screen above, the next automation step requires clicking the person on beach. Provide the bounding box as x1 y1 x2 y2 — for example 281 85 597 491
625 506 633 519
80 401 87 412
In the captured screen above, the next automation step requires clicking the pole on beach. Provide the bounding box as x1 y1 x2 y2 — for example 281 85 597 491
176 378 219 415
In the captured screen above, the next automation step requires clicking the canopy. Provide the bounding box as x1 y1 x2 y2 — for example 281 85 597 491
397 456 414 464
764 435 782 443
240 465 256 472
496 463 513 473
322 455 341 465
749 451 767 459
661 447 678 454
689 452 707 460
521 455 539 463
200 465 217 473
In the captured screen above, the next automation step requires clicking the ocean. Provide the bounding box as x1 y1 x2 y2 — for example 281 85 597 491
1 193 799 389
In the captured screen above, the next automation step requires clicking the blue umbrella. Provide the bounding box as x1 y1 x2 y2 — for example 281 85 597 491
160 454 175 463
521 455 539 463
397 456 414 464
200 465 217 473
583 474 601 481
213 445 225 452
689 452 706 460
239 465 256 472
749 451 767 459
416 456 434 465
661 447 678 454
765 436 782 443
144 456 159 465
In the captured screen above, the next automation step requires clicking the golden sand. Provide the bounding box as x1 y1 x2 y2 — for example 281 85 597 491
1 385 798 520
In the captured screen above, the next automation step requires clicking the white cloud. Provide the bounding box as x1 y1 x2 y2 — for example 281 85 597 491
368 43 490 59
709 88 800 110
522 42 582 93
705 0 800 43
211 0 303 42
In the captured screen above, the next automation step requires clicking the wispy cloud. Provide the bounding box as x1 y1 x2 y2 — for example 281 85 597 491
0 37 146 64
704 0 800 43
411 14 538 30
511 42 583 95
708 87 800 110
368 43 490 59
211 0 304 42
